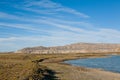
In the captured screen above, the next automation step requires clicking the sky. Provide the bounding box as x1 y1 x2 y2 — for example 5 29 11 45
0 0 120 52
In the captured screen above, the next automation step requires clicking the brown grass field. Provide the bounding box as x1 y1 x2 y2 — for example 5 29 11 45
0 53 120 80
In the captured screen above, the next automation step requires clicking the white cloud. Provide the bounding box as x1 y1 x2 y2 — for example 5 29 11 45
0 22 43 32
21 0 89 18
0 0 120 51
0 12 19 19
1 27 120 52
40 21 85 32
0 12 90 33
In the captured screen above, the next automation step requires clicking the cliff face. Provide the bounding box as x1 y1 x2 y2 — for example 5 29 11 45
15 43 120 54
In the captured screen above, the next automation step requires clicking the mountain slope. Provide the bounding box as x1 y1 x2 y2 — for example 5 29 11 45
15 43 120 54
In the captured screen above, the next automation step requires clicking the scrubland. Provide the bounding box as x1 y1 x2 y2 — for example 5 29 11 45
0 53 120 80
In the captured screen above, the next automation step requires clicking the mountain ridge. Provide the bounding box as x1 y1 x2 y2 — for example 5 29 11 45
15 43 120 54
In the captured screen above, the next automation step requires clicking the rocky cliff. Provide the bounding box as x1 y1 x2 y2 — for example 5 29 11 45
15 43 120 54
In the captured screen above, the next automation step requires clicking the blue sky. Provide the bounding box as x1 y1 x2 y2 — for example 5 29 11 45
0 0 120 51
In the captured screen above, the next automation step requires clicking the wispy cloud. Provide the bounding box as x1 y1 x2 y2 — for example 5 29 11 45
0 0 120 51
0 22 43 32
0 11 90 33
22 0 89 18
0 12 19 19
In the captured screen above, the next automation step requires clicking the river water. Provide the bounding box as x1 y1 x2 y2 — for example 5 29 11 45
64 55 120 73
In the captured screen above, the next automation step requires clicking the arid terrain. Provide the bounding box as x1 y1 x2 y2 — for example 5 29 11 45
1 0 120 79
16 43 120 54
0 52 120 80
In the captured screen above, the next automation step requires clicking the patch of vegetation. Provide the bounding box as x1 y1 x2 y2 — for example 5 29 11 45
28 59 58 80
31 65 58 80
0 53 59 80
0 53 114 80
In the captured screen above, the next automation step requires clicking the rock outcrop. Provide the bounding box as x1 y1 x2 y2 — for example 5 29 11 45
15 43 120 54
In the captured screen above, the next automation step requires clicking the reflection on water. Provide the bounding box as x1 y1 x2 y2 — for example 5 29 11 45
65 55 120 73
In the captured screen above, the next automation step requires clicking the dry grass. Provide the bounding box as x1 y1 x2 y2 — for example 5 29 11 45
0 53 120 80
0 54 34 80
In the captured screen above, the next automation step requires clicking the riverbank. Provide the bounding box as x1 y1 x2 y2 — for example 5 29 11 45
0 53 120 80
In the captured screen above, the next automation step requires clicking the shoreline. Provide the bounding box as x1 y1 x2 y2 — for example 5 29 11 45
1 53 120 80
62 54 120 73
41 53 120 80
62 54 120 74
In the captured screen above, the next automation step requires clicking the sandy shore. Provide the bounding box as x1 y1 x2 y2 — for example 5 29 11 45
41 53 120 80
42 63 120 80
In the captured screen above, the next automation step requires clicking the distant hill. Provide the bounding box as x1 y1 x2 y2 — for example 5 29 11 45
15 43 120 54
